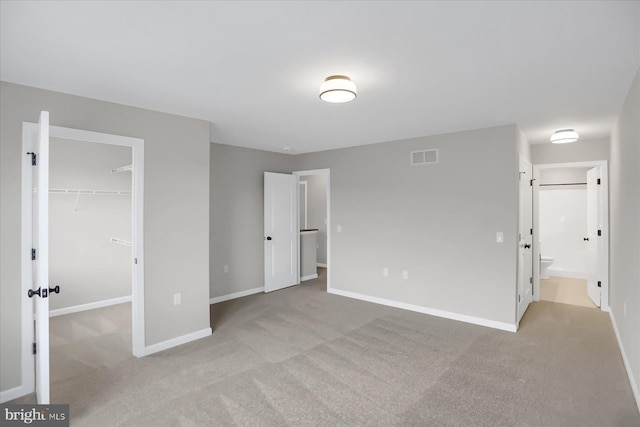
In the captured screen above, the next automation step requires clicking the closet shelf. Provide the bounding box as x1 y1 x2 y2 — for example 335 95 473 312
49 188 132 196
111 164 133 173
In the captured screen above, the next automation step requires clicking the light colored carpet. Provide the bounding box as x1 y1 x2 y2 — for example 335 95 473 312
11 268 639 426
540 276 598 308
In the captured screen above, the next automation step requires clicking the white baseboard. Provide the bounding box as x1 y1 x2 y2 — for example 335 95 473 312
140 327 212 357
49 295 132 317
609 310 640 413
301 274 318 281
328 288 517 333
547 268 588 280
317 263 327 268
0 384 33 404
209 287 263 304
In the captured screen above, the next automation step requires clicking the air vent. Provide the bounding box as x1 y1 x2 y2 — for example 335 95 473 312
410 149 438 165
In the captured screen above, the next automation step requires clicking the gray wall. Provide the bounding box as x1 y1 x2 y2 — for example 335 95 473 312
209 143 293 299
294 124 520 325
49 138 132 310
300 174 327 265
0 82 211 393
609 68 640 395
531 138 609 164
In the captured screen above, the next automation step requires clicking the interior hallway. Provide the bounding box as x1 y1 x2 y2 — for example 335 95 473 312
12 268 639 426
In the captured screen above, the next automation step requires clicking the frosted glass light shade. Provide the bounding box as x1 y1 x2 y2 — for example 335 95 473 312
550 129 579 144
319 75 357 103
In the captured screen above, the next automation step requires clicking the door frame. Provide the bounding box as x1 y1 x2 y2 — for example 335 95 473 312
517 155 533 324
20 124 146 396
532 160 609 311
292 169 331 291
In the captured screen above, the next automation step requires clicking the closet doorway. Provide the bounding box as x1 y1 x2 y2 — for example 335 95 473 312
21 121 145 403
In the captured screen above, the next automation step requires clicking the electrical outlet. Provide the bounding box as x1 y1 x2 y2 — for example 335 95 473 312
402 270 409 280
496 232 504 243
173 293 181 306
383 267 389 277
224 265 229 273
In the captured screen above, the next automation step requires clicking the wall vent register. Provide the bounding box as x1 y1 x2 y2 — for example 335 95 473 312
410 149 439 166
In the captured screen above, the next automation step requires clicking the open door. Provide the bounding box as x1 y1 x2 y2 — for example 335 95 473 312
517 156 533 323
264 172 299 293
28 111 52 403
586 167 601 307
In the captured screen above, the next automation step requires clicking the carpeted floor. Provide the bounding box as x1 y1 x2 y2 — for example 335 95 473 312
540 276 598 308
12 268 640 426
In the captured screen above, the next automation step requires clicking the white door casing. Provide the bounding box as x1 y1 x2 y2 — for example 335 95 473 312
517 156 533 324
31 111 51 404
264 172 299 293
586 167 601 307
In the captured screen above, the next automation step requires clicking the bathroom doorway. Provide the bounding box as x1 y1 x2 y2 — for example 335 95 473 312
532 161 609 310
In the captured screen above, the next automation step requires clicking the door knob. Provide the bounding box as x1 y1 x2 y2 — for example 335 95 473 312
583 237 589 241
265 236 272 241
28 285 60 298
524 244 531 249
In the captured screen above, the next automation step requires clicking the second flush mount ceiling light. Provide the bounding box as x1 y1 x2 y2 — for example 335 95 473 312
319 75 357 103
550 129 579 144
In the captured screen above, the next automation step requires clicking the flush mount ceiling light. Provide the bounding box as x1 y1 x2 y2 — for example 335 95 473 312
550 129 579 144
319 75 357 103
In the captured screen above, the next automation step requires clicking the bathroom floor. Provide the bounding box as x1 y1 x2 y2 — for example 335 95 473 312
540 276 597 308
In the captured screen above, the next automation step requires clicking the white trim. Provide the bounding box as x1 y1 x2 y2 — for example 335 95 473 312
293 169 330 292
0 384 34 404
533 160 609 311
299 180 308 229
138 328 212 357
329 288 517 332
49 296 131 317
209 287 263 304
609 311 640 413
317 263 328 268
301 274 318 281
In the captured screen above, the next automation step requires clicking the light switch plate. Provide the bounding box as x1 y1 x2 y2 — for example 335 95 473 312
496 232 504 243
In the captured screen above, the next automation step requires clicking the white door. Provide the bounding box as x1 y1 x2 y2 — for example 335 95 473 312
264 172 299 292
29 111 51 403
586 167 601 307
517 156 533 323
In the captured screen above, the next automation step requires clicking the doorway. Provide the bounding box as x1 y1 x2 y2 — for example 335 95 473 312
532 161 609 311
293 169 331 291
21 120 145 403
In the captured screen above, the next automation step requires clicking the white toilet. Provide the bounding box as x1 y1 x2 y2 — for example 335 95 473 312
540 256 554 280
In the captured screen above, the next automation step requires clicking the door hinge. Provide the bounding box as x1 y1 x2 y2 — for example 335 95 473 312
530 178 535 186
597 178 601 185
518 295 521 303
597 281 602 288
26 152 37 166
598 229 602 236
529 277 533 284
32 343 37 355
530 228 533 235
31 248 36 260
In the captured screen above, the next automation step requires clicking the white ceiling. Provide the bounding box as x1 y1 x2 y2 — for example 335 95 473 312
1 1 639 154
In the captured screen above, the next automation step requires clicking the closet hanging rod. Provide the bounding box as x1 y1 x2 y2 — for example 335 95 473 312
49 188 132 196
539 182 587 187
